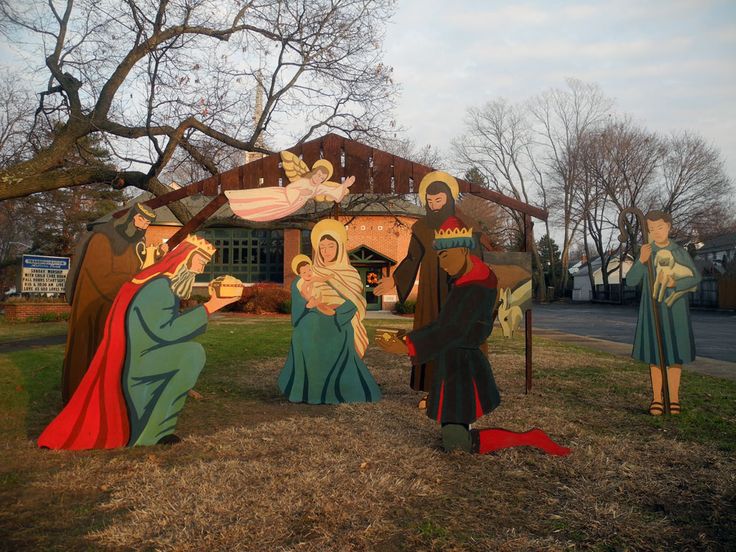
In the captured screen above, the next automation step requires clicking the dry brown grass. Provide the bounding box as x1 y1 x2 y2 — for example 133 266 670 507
1 329 735 551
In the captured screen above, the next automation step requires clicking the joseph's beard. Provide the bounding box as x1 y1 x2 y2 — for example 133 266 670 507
425 202 455 229
170 265 197 299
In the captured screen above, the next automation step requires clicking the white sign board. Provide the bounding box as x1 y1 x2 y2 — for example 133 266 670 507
20 255 70 294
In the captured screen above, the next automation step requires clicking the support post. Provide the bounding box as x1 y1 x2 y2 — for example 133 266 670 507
524 213 533 394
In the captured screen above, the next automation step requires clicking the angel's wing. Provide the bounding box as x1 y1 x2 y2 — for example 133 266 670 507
280 151 310 183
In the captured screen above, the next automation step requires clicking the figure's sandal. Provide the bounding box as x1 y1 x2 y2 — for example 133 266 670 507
669 402 681 415
649 401 664 416
417 395 428 410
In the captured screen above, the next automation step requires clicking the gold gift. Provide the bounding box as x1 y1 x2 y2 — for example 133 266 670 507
374 328 408 355
208 275 244 299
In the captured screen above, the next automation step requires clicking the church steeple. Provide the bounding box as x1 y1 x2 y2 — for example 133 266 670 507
245 70 266 165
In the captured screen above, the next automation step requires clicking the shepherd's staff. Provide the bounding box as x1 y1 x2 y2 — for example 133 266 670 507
618 207 670 415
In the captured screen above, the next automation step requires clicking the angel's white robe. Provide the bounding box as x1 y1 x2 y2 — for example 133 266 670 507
224 178 348 222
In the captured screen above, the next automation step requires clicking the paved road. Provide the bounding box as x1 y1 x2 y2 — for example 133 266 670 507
533 303 736 363
0 334 66 353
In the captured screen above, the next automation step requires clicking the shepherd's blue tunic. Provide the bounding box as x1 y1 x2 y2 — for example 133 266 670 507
626 242 701 366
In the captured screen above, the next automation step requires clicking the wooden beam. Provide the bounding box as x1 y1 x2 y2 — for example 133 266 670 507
166 194 228 249
462 183 548 221
322 134 344 182
372 150 393 194
301 140 321 168
344 140 371 192
393 156 411 194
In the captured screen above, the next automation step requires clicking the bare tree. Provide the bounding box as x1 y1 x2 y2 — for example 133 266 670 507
576 121 733 277
456 193 511 250
577 127 623 298
661 131 734 240
452 98 547 300
527 145 561 292
528 78 613 292
0 0 397 223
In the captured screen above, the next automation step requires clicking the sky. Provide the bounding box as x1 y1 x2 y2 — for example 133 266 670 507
382 0 736 181
1 0 733 187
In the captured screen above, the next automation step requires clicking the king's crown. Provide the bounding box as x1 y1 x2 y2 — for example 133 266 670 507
434 226 474 240
184 234 217 258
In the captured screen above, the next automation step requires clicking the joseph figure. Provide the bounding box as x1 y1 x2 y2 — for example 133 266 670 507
374 171 481 406
62 203 160 404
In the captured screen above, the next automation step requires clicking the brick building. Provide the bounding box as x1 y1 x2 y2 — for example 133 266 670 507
101 134 547 313
108 193 423 311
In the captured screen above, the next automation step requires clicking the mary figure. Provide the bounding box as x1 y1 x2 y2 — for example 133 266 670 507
278 219 381 404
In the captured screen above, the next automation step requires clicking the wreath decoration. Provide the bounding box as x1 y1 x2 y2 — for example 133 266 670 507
367 272 379 285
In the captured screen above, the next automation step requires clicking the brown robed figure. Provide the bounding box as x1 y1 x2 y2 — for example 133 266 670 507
62 203 158 404
374 171 481 395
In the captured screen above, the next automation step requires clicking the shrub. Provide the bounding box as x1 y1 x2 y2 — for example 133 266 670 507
393 300 416 314
277 298 291 314
235 283 291 314
34 312 70 322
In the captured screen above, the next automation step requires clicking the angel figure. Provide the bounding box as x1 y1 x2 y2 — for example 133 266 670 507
224 151 355 222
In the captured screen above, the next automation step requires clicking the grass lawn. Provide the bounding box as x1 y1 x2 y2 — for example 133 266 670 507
0 317 734 551
0 315 68 345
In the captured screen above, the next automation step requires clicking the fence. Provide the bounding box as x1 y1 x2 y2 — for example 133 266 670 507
690 277 718 308
719 278 736 309
592 283 638 304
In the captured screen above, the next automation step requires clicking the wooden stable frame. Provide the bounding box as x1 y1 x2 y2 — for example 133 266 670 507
116 133 547 392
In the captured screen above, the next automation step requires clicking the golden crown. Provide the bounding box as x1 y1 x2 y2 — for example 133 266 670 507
184 234 217 258
434 226 474 240
136 203 156 218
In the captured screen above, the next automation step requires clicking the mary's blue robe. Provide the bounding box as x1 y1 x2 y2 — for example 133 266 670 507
278 279 381 404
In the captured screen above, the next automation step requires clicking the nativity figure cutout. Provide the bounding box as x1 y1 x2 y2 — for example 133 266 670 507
62 202 168 405
38 235 241 450
376 217 570 456
278 219 382 404
225 151 354 222
484 251 532 339
373 171 482 409
619 209 701 417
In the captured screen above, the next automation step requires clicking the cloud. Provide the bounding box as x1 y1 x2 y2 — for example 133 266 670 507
383 0 736 179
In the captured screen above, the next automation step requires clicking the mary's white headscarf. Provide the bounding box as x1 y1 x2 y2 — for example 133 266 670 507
310 219 369 358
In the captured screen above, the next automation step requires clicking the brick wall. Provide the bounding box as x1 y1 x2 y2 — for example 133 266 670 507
4 302 71 321
341 214 419 308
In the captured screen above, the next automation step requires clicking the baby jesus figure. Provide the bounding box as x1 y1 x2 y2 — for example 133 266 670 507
292 255 335 316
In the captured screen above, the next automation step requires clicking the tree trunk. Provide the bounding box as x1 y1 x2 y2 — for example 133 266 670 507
583 218 596 301
544 219 559 292
525 216 546 302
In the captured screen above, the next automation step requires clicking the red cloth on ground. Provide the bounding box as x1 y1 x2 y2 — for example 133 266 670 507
475 428 571 456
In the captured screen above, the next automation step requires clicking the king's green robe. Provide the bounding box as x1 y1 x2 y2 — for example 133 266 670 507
626 241 701 366
122 277 208 446
278 278 381 404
